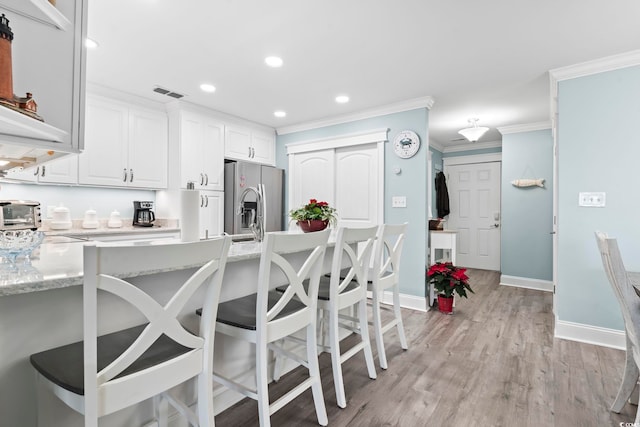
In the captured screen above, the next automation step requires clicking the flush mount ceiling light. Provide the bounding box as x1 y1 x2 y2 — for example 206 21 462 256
264 56 283 68
335 95 349 104
274 110 286 118
458 118 489 142
85 38 99 49
199 83 216 93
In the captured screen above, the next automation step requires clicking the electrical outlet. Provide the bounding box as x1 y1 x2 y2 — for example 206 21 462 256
578 192 606 207
392 196 406 208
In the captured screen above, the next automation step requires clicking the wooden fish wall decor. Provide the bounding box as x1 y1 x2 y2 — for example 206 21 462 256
511 178 545 188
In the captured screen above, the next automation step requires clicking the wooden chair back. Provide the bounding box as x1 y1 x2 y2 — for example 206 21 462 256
82 236 231 420
257 230 330 341
371 223 408 292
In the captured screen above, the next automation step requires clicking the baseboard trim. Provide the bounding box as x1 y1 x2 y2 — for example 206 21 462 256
554 318 625 350
367 290 427 312
500 274 553 292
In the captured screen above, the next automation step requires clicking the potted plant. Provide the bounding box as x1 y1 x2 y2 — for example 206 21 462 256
289 199 337 232
426 262 474 314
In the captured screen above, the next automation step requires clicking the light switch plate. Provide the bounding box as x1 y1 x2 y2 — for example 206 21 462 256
578 192 606 207
392 196 406 208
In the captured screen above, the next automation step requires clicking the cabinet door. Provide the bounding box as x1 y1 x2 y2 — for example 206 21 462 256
201 119 224 191
39 155 78 184
224 125 251 161
128 107 168 189
199 190 224 238
289 149 335 217
180 112 206 188
79 97 129 186
251 131 275 165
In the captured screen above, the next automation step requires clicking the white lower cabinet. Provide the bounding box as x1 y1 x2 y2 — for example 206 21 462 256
199 190 224 238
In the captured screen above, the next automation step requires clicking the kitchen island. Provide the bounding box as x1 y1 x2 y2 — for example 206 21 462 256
0 233 337 427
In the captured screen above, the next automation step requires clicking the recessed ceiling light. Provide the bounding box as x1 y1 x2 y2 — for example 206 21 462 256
200 83 216 93
0 160 9 166
274 111 286 118
335 95 349 104
265 56 283 68
85 38 99 49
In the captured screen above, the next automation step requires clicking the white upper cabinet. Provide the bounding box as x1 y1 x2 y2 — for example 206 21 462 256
79 94 167 189
225 124 275 165
173 109 224 191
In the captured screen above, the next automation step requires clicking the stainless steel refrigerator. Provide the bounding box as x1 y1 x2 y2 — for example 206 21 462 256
224 161 284 236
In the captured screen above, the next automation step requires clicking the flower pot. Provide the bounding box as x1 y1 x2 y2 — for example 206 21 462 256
297 219 329 233
437 294 454 314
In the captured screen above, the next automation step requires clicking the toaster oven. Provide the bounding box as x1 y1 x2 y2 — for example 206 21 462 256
0 200 42 230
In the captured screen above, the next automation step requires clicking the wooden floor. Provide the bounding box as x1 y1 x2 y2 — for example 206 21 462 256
215 269 636 426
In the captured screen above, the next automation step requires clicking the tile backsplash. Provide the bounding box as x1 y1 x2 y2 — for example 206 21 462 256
0 182 156 220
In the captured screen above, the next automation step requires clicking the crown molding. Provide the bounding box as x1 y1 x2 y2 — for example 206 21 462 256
429 139 445 152
549 49 640 84
277 96 435 135
443 139 502 153
165 100 275 133
498 121 552 135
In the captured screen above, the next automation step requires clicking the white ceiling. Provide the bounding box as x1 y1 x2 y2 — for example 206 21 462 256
86 0 640 148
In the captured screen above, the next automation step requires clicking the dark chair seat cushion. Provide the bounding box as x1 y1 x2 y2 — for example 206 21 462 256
30 324 191 396
197 291 306 330
275 276 359 301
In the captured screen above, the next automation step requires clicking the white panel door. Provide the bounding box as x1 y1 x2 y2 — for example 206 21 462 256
290 149 335 217
335 143 379 228
445 161 501 270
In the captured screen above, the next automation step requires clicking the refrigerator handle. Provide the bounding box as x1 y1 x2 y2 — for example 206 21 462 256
260 183 267 233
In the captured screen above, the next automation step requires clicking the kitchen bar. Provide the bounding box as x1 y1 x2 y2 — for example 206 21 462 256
0 233 338 426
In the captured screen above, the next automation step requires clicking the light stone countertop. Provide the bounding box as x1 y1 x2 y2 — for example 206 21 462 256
42 218 180 238
0 229 337 297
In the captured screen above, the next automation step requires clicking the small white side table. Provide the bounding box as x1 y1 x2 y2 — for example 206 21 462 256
428 230 458 306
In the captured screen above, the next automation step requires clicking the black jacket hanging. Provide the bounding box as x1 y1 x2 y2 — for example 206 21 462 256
435 171 450 218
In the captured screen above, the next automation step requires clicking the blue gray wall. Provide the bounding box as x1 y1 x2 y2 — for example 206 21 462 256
557 64 640 330
276 108 429 298
501 129 553 280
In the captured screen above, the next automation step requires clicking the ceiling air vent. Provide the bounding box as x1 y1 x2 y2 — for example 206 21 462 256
153 86 185 99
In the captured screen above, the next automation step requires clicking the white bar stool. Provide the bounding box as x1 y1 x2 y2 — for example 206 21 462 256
211 230 330 427
30 237 232 427
370 223 408 370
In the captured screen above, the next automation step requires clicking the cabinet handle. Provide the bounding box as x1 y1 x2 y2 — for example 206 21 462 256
129 168 134 182
41 165 45 177
123 168 128 182
200 195 204 207
205 195 209 207
248 147 252 158
200 173 204 186
33 166 40 176
251 147 255 158
205 173 209 186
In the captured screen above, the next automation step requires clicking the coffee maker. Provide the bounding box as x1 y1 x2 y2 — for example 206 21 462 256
133 201 155 227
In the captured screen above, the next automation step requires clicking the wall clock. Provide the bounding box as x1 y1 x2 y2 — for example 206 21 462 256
393 130 420 159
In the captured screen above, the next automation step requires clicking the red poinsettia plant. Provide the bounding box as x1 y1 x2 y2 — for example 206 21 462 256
427 262 474 299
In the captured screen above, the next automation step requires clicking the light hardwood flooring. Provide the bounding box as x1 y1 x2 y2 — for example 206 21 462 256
214 269 636 426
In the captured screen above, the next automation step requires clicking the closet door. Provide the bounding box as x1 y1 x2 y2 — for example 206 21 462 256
335 143 380 228
289 149 335 216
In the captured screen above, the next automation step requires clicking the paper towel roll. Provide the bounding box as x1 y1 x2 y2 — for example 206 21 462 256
180 189 200 242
